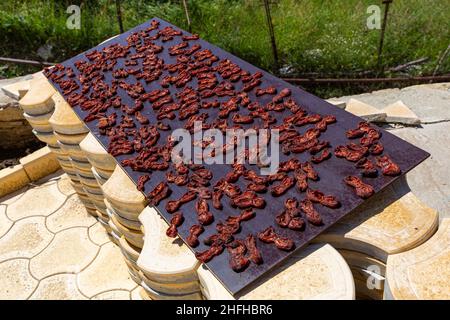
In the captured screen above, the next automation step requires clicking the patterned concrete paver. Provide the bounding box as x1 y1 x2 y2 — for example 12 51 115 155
46 195 96 233
91 289 134 300
6 182 66 220
57 175 76 196
0 205 13 238
0 216 53 261
29 274 87 300
0 171 136 300
77 242 136 298
0 259 38 299
30 227 99 279
88 222 111 246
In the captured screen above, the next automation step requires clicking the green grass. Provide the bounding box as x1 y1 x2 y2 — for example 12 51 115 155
1 0 449 97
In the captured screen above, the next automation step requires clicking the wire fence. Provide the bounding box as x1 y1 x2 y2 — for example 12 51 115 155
1 0 449 88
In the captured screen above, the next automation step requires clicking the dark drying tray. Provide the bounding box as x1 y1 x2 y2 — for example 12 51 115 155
45 17 429 295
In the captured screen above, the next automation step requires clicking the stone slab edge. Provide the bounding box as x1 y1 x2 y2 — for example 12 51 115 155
0 146 61 198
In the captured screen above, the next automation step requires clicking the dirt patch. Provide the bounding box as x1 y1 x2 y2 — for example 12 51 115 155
0 140 45 169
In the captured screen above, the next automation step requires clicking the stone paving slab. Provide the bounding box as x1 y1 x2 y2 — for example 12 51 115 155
387 122 450 219
0 171 137 300
336 83 450 124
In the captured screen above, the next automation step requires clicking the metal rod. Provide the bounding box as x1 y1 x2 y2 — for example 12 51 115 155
115 0 124 33
283 75 450 84
2 56 447 84
0 57 54 67
182 0 192 32
433 44 450 77
262 0 279 73
377 0 393 74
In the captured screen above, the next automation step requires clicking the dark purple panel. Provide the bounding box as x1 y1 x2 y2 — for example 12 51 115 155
45 17 429 295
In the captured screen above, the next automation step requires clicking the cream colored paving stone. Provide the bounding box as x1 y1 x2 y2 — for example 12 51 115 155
91 290 131 300
139 270 201 296
59 159 74 171
29 274 87 300
0 259 38 300
102 166 147 213
119 236 141 262
140 280 203 300
25 121 53 133
385 219 450 300
110 215 143 248
20 146 60 181
77 242 136 297
97 210 110 224
57 173 76 196
314 186 439 262
57 154 71 162
54 131 88 145
80 133 116 171
30 227 99 279
70 181 86 195
104 199 140 221
46 195 97 233
128 269 141 285
0 205 13 239
6 181 67 221
92 167 109 186
23 109 53 126
381 100 420 125
198 244 355 300
138 207 200 284
71 159 93 172
19 77 55 115
88 222 111 246
2 79 30 100
95 166 115 179
59 141 86 159
49 92 88 135
112 210 141 230
326 99 346 109
98 217 112 234
130 286 142 300
345 98 386 122
77 174 99 189
0 216 53 261
33 129 58 145
48 145 68 157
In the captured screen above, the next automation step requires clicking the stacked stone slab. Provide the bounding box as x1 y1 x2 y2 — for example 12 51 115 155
314 183 439 299
19 73 58 150
101 166 146 244
137 207 202 300
80 132 117 230
197 243 355 300
385 219 450 300
47 91 108 219
80 133 116 184
19 74 84 190
101 166 147 285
